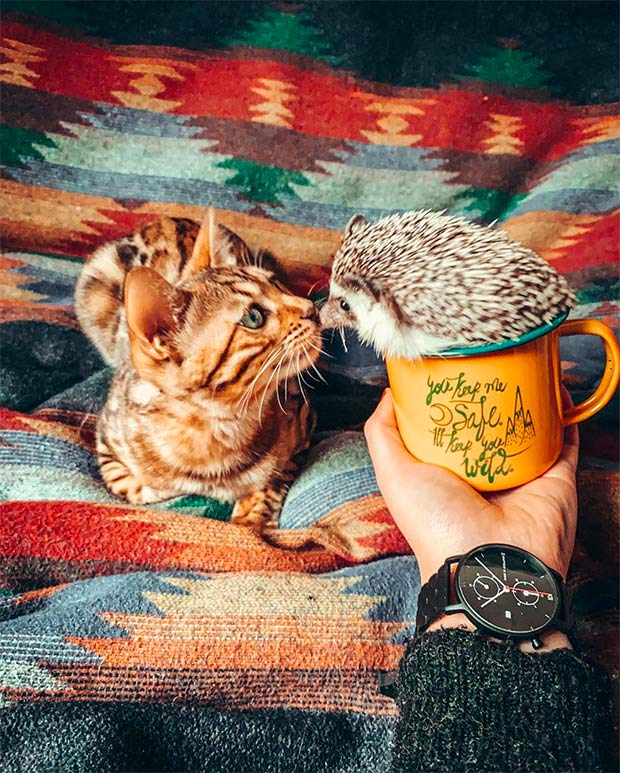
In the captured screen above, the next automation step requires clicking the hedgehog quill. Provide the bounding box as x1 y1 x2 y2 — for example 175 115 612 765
320 211 575 360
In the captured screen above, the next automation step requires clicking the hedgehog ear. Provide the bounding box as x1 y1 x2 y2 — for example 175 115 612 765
343 214 368 241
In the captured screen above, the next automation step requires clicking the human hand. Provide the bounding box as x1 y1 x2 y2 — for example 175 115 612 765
364 389 578 585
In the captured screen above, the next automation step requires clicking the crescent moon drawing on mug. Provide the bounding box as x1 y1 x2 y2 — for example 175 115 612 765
429 403 453 426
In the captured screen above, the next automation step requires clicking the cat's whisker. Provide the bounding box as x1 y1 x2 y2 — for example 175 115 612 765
257 343 291 422
300 342 326 384
303 345 327 384
338 326 348 353
306 339 332 360
298 379 308 404
258 354 284 425
238 343 285 415
299 370 312 389
283 344 295 403
306 280 327 300
296 353 308 405
247 342 284 391
273 349 288 414
301 369 320 384
274 380 285 415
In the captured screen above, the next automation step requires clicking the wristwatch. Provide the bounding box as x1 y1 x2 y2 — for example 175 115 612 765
415 544 574 649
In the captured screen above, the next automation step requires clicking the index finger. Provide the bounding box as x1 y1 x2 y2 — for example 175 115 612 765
559 384 579 473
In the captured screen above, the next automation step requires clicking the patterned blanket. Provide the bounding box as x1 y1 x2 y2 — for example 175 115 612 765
1 2 618 770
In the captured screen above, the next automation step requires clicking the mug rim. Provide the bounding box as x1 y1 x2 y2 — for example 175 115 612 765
433 311 570 358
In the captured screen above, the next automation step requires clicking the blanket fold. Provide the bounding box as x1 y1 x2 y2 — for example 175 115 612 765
0 2 617 770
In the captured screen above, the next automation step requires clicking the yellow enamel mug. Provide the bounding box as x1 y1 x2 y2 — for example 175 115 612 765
386 315 620 492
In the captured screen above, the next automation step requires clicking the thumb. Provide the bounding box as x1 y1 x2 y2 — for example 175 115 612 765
365 388 486 519
364 390 423 486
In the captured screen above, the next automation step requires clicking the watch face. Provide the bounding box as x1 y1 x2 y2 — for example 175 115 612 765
455 545 560 636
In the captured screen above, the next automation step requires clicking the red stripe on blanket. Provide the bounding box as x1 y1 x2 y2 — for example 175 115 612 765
3 21 617 159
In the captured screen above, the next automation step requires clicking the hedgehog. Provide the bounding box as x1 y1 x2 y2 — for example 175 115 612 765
319 210 575 359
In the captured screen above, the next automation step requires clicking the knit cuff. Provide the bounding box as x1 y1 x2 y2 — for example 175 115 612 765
392 629 612 773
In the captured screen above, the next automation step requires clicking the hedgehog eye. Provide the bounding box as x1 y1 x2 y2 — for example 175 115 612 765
239 305 266 329
339 298 351 312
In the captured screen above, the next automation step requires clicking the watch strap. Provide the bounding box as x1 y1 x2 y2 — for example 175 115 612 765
549 567 575 634
415 560 453 635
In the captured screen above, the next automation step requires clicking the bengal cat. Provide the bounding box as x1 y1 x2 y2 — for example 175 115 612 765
75 212 321 532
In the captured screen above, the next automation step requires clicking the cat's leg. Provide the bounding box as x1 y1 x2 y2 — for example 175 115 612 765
230 483 287 531
98 450 176 505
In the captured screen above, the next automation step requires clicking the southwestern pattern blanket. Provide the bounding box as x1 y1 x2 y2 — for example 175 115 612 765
0 2 618 770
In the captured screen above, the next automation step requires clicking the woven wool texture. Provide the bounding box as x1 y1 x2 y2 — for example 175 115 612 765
0 2 618 770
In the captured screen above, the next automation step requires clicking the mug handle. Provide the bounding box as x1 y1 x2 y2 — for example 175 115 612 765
558 319 620 426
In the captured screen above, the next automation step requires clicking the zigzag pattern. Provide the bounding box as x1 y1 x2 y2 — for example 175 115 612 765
0 6 618 767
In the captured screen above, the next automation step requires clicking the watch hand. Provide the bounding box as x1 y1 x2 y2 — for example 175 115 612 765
475 556 505 588
506 586 553 597
480 585 508 608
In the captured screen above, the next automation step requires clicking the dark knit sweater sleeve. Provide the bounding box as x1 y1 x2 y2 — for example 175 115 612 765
392 629 612 772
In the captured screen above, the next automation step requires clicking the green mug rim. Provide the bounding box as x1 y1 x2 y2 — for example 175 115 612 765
433 311 570 358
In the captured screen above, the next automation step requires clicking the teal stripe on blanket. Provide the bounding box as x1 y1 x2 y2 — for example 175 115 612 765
0 463 115 503
508 189 619 216
280 432 380 529
6 163 251 213
281 467 379 529
0 432 99 476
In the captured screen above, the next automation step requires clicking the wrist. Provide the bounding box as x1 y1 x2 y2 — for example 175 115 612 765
425 613 572 652
426 612 474 633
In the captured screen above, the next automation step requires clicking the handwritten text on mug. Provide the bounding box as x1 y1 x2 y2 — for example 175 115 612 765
426 373 536 484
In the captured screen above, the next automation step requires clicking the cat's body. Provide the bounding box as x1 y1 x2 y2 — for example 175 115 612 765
76 214 320 530
98 361 313 518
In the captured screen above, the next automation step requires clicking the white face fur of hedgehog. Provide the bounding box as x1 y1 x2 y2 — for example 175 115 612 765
320 210 575 360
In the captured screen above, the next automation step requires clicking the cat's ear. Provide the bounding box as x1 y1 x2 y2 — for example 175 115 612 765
125 266 189 362
212 224 253 268
180 208 215 278
182 208 252 278
343 214 368 241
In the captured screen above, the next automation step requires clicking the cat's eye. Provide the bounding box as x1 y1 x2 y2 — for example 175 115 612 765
239 305 266 329
339 298 351 312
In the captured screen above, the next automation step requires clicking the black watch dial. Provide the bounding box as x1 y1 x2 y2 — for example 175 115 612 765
455 545 560 636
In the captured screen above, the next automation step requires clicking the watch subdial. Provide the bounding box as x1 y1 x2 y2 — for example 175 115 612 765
511 581 540 606
472 575 502 600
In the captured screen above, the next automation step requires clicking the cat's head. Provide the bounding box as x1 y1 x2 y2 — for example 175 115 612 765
124 212 321 406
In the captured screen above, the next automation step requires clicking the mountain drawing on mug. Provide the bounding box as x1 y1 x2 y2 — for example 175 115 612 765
504 387 536 450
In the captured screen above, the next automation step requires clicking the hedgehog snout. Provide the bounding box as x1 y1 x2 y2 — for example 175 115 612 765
319 295 357 330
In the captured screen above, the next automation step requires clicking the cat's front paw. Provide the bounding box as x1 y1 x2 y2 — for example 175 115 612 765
100 457 175 505
123 483 177 506
231 488 284 532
